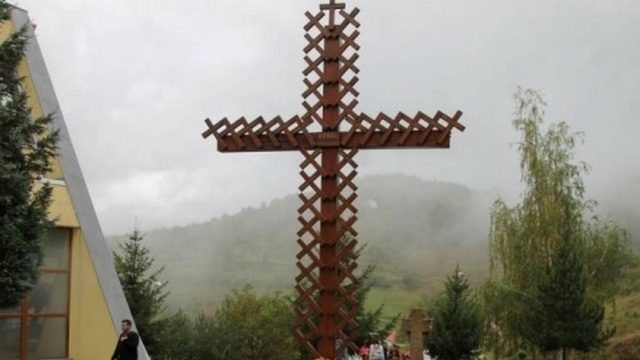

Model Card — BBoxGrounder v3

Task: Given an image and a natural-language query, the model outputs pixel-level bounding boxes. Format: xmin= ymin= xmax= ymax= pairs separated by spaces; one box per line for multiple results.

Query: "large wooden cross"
xmin=202 ymin=1 xmax=465 ymax=358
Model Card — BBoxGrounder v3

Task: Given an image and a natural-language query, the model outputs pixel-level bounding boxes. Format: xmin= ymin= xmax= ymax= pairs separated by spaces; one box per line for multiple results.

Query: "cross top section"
xmin=320 ymin=0 xmax=346 ymax=28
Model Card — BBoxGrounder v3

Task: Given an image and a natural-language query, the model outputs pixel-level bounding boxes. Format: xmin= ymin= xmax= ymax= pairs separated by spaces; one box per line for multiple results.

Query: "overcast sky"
xmin=14 ymin=0 xmax=640 ymax=235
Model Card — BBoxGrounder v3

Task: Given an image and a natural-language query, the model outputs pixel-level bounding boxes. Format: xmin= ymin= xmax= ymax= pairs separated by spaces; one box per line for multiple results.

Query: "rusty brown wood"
xmin=201 ymin=1 xmax=465 ymax=358
xmin=204 ymin=111 xmax=463 ymax=152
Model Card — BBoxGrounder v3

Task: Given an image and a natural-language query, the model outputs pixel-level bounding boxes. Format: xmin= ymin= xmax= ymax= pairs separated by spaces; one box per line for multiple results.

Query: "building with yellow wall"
xmin=0 ymin=7 xmax=149 ymax=360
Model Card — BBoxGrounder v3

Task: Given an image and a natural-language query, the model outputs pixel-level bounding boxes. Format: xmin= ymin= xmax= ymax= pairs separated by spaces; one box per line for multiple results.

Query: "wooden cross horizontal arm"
xmin=202 ymin=110 xmax=465 ymax=152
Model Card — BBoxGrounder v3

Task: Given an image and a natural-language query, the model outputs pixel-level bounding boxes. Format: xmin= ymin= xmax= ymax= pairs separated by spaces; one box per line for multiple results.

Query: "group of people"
xmin=114 ymin=318 xmax=421 ymax=360
xmin=331 ymin=339 xmax=412 ymax=360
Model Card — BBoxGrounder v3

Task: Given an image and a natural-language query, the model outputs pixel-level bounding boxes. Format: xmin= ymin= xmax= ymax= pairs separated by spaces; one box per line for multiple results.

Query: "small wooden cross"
xmin=401 ymin=308 xmax=432 ymax=360
xmin=320 ymin=0 xmax=345 ymax=28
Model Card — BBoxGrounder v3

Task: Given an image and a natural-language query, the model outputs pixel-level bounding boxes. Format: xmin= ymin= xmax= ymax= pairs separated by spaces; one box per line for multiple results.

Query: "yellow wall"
xmin=17 ymin=47 xmax=65 ymax=180
xmin=68 ymin=229 xmax=118 ymax=360
xmin=1 ymin=16 xmax=120 ymax=360
xmin=42 ymin=184 xmax=80 ymax=227
xmin=0 ymin=13 xmax=12 ymax=40
xmin=45 ymin=187 xmax=117 ymax=359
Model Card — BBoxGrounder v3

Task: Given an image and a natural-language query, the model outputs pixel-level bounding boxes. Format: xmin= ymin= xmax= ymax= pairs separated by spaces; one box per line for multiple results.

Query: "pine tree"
xmin=342 ymin=240 xmax=398 ymax=347
xmin=524 ymin=235 xmax=614 ymax=358
xmin=191 ymin=314 xmax=220 ymax=360
xmin=113 ymin=228 xmax=169 ymax=357
xmin=351 ymin=264 xmax=398 ymax=347
xmin=0 ymin=1 xmax=59 ymax=308
xmin=426 ymin=265 xmax=482 ymax=360
xmin=156 ymin=310 xmax=196 ymax=360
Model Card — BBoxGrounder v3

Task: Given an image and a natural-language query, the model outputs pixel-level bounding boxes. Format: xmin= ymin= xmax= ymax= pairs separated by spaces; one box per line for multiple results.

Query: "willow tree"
xmin=484 ymin=88 xmax=633 ymax=357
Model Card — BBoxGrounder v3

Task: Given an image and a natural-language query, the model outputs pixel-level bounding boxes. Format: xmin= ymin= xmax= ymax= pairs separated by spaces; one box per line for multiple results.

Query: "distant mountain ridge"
xmin=107 ymin=174 xmax=494 ymax=311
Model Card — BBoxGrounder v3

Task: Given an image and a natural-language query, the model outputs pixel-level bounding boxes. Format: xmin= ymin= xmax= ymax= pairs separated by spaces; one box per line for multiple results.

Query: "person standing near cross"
xmin=111 ymin=319 xmax=139 ymax=360
xmin=369 ymin=339 xmax=386 ymax=360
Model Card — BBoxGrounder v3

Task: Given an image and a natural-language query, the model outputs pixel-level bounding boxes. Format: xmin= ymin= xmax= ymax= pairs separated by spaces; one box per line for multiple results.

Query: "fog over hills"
xmin=108 ymin=174 xmax=494 ymax=311
xmin=108 ymin=173 xmax=639 ymax=313
xmin=594 ymin=176 xmax=640 ymax=250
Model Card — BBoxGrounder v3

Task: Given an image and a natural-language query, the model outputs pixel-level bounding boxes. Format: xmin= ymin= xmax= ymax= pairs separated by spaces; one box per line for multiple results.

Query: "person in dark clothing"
xmin=111 ymin=319 xmax=139 ymax=360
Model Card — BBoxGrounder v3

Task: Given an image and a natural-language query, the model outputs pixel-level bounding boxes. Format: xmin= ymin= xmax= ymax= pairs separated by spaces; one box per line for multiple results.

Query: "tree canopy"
xmin=426 ymin=265 xmax=482 ymax=360
xmin=212 ymin=286 xmax=299 ymax=360
xmin=345 ymin=242 xmax=398 ymax=347
xmin=113 ymin=228 xmax=169 ymax=357
xmin=485 ymin=88 xmax=634 ymax=356
xmin=524 ymin=237 xmax=614 ymax=357
xmin=0 ymin=0 xmax=59 ymax=308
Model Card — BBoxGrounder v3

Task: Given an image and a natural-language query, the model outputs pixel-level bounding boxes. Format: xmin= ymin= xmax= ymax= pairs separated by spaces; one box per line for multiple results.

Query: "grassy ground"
xmin=611 ymin=293 xmax=640 ymax=337
xmin=608 ymin=268 xmax=640 ymax=359
xmin=363 ymin=271 xmax=640 ymax=359
xmin=365 ymin=287 xmax=425 ymax=322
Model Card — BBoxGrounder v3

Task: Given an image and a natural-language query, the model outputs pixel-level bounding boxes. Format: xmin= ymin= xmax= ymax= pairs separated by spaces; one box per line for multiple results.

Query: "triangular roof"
xmin=10 ymin=8 xmax=149 ymax=359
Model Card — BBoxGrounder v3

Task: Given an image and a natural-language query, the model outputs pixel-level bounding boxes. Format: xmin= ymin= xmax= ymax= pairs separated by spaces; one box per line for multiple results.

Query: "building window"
xmin=0 ymin=228 xmax=71 ymax=360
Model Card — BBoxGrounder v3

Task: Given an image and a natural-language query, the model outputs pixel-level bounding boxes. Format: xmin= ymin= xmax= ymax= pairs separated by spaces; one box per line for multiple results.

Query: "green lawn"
xmin=365 ymin=287 xmax=424 ymax=322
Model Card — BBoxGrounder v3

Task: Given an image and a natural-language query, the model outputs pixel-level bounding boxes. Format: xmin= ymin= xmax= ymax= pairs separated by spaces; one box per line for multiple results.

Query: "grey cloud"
xmin=16 ymin=0 xmax=640 ymax=234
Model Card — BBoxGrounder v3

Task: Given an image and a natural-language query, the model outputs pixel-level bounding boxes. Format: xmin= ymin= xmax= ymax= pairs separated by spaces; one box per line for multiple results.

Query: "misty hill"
xmin=108 ymin=174 xmax=495 ymax=312
xmin=597 ymin=176 xmax=640 ymax=251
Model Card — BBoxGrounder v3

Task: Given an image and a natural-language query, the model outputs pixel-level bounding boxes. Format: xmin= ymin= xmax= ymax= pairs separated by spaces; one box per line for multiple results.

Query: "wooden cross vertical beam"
xmin=317 ymin=15 xmax=341 ymax=355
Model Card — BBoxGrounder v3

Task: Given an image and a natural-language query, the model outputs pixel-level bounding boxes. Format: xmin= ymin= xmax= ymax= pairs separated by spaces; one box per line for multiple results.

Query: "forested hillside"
xmin=108 ymin=174 xmax=639 ymax=319
xmin=108 ymin=174 xmax=494 ymax=313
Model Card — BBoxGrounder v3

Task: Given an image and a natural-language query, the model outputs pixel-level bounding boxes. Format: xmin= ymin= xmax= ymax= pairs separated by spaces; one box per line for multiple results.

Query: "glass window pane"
xmin=0 ymin=303 xmax=21 ymax=315
xmin=29 ymin=274 xmax=68 ymax=314
xmin=0 ymin=318 xmax=21 ymax=359
xmin=27 ymin=317 xmax=66 ymax=359
xmin=42 ymin=228 xmax=70 ymax=270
